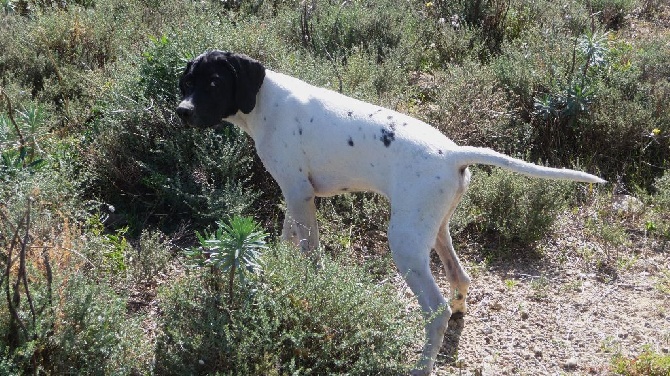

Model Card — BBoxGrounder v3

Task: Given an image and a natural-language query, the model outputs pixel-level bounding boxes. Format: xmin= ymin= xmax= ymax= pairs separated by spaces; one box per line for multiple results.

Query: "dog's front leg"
xmin=281 ymin=189 xmax=319 ymax=255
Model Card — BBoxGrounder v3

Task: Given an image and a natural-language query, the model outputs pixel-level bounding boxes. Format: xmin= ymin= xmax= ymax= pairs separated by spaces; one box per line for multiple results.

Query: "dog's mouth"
xmin=175 ymin=106 xmax=226 ymax=130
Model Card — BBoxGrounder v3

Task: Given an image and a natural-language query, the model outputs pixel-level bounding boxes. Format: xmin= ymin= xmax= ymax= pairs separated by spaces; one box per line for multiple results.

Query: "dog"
xmin=176 ymin=50 xmax=605 ymax=375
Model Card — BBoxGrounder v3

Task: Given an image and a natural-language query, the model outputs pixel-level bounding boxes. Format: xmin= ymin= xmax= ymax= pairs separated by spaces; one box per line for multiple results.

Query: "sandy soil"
xmin=419 ymin=202 xmax=670 ymax=375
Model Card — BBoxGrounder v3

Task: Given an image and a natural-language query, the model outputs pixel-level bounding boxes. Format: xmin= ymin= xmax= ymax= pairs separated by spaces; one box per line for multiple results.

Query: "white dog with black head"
xmin=176 ymin=50 xmax=605 ymax=375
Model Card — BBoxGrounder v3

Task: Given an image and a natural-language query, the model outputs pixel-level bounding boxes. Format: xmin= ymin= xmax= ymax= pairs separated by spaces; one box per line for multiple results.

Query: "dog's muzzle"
xmin=176 ymin=101 xmax=195 ymax=126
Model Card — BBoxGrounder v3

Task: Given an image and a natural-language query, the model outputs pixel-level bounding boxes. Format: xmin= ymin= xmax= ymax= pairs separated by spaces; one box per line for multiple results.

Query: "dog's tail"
xmin=452 ymin=146 xmax=606 ymax=184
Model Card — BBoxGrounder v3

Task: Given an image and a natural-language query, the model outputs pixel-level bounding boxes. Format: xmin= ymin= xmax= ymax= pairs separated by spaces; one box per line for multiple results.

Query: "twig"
xmin=4 ymin=210 xmax=29 ymax=342
xmin=0 ymin=87 xmax=26 ymax=155
xmin=18 ymin=197 xmax=37 ymax=333
xmin=42 ymin=246 xmax=53 ymax=309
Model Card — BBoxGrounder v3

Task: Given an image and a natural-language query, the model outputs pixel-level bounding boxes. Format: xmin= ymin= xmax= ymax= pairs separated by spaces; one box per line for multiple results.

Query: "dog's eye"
xmin=210 ymin=80 xmax=216 ymax=87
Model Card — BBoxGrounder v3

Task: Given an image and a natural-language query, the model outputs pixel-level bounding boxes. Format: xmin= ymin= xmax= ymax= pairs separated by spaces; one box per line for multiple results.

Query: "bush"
xmin=156 ymin=243 xmax=422 ymax=375
xmin=612 ymin=347 xmax=670 ymax=376
xmin=84 ymin=33 xmax=259 ymax=233
xmin=289 ymin=0 xmax=417 ymax=63
xmin=452 ymin=166 xmax=577 ymax=254
xmin=0 ymin=228 xmax=152 ymax=375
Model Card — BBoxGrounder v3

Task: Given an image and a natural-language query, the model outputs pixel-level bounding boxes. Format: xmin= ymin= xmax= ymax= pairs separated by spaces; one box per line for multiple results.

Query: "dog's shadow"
xmin=438 ymin=317 xmax=465 ymax=364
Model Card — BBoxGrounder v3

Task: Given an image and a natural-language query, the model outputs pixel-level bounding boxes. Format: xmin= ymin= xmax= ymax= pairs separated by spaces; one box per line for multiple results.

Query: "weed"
xmin=186 ymin=216 xmax=268 ymax=305
xmin=656 ymin=269 xmax=670 ymax=295
xmin=504 ymin=278 xmax=519 ymax=290
xmin=612 ymin=346 xmax=670 ymax=376
xmin=529 ymin=275 xmax=550 ymax=301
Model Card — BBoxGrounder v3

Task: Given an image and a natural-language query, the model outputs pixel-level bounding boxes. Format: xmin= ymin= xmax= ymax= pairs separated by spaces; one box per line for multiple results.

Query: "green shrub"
xmin=40 ymin=274 xmax=152 ymax=375
xmin=612 ymin=347 xmax=670 ymax=376
xmin=316 ymin=192 xmax=390 ymax=259
xmin=289 ymin=0 xmax=416 ymax=63
xmin=156 ymin=243 xmax=421 ymax=375
xmin=586 ymin=0 xmax=635 ymax=30
xmin=0 ymin=239 xmax=151 ymax=375
xmin=452 ymin=166 xmax=577 ymax=254
xmin=492 ymin=27 xmax=670 ymax=189
xmin=84 ymin=34 xmax=259 ymax=233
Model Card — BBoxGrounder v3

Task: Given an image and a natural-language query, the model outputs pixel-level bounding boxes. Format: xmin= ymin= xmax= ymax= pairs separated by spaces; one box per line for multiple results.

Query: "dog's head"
xmin=176 ymin=50 xmax=265 ymax=128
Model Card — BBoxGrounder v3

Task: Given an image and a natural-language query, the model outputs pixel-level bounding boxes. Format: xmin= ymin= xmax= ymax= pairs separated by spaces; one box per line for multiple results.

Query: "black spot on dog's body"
xmin=402 ymin=122 xmax=407 ymax=127
xmin=347 ymin=137 xmax=354 ymax=147
xmin=310 ymin=117 xmax=314 ymax=123
xmin=438 ymin=149 xmax=443 ymax=155
xmin=347 ymin=111 xmax=353 ymax=117
xmin=380 ymin=128 xmax=395 ymax=147
xmin=368 ymin=109 xmax=382 ymax=117
xmin=299 ymin=128 xmax=303 ymax=135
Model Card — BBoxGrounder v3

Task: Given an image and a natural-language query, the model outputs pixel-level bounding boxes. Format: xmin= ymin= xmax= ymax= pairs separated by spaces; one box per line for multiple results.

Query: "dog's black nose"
xmin=176 ymin=103 xmax=193 ymax=120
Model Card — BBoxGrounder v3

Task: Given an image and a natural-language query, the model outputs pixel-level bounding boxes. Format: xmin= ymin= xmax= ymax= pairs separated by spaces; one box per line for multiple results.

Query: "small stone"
xmin=563 ymin=357 xmax=578 ymax=370
xmin=482 ymin=327 xmax=493 ymax=335
xmin=490 ymin=301 xmax=503 ymax=311
xmin=661 ymin=347 xmax=669 ymax=354
xmin=533 ymin=347 xmax=543 ymax=358
xmin=520 ymin=311 xmax=529 ymax=320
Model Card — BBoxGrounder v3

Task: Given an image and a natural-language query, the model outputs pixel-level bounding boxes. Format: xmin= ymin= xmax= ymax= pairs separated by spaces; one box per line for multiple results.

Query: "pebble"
xmin=563 ymin=357 xmax=578 ymax=370
xmin=520 ymin=311 xmax=529 ymax=320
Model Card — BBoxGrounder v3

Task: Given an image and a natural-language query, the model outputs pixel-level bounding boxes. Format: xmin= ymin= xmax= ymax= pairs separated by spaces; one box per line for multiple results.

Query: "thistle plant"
xmin=187 ymin=216 xmax=268 ymax=305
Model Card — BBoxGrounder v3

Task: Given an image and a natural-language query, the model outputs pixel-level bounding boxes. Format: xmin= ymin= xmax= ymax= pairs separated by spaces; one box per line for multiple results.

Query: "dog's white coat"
xmin=224 ymin=70 xmax=604 ymax=374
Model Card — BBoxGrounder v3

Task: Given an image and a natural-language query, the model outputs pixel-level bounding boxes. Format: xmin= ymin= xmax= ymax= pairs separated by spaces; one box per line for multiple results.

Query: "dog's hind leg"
xmin=388 ymin=208 xmax=449 ymax=375
xmin=433 ymin=166 xmax=471 ymax=318
xmin=434 ymin=220 xmax=470 ymax=318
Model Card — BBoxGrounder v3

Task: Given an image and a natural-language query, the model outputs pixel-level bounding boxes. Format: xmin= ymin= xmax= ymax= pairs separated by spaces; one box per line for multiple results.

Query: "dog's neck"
xmin=223 ymin=111 xmax=254 ymax=136
xmin=221 ymin=69 xmax=280 ymax=140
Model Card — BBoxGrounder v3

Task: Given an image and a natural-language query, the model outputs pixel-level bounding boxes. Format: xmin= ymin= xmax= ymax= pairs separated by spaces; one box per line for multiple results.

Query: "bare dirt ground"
xmin=409 ymin=201 xmax=670 ymax=376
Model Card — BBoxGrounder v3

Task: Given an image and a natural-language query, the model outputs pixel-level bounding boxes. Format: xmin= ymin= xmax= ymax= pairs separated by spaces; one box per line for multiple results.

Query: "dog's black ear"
xmin=183 ymin=59 xmax=193 ymax=74
xmin=178 ymin=59 xmax=194 ymax=93
xmin=224 ymin=52 xmax=266 ymax=114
